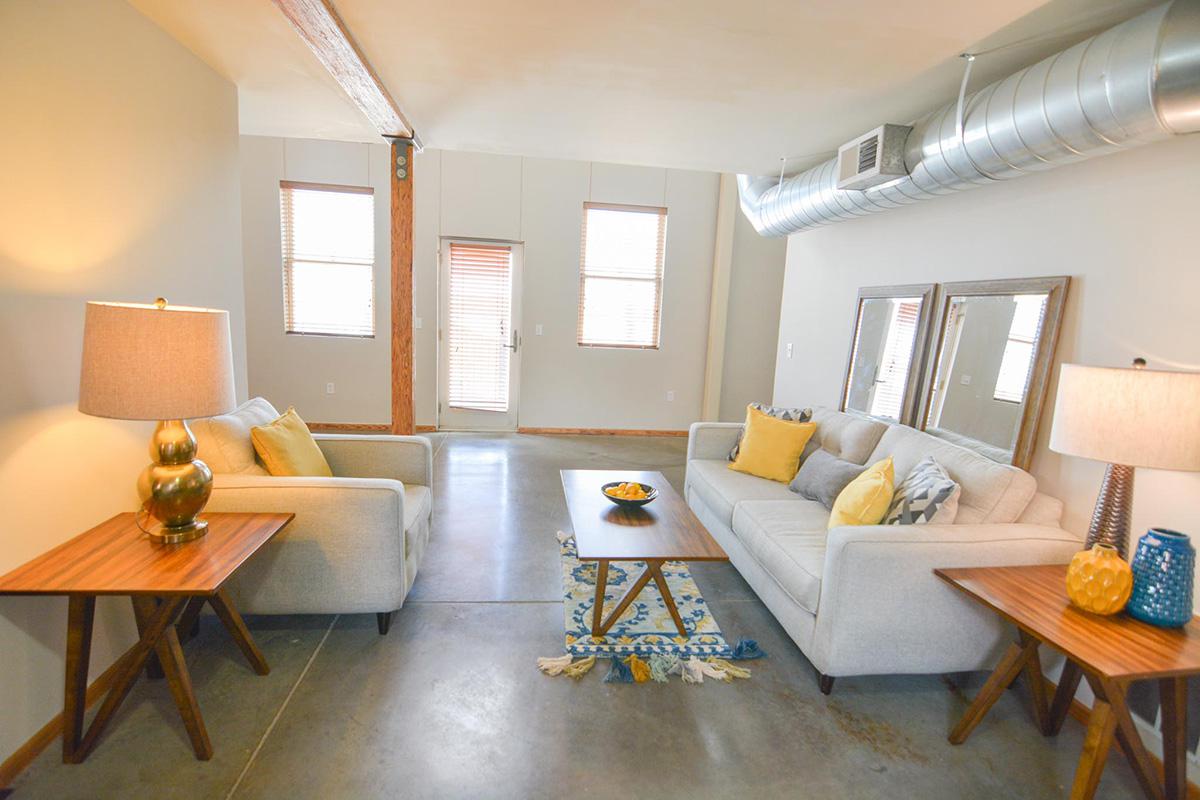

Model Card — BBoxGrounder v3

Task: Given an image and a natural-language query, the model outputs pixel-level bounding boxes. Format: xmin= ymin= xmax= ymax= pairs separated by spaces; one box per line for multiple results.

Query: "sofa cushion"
xmin=732 ymin=500 xmax=829 ymax=615
xmin=685 ymin=459 xmax=798 ymax=527
xmin=868 ymin=425 xmax=1036 ymax=524
xmin=805 ymin=407 xmax=889 ymax=465
xmin=192 ymin=397 xmax=280 ymax=475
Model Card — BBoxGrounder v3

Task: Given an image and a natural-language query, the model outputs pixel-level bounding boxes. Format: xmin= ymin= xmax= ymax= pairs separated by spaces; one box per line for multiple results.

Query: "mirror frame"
xmin=840 ymin=283 xmax=936 ymax=426
xmin=917 ymin=276 xmax=1071 ymax=470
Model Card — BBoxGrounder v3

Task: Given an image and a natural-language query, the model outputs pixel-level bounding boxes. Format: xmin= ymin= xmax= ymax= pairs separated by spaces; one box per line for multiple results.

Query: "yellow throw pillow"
xmin=250 ymin=407 xmax=333 ymax=477
xmin=728 ymin=406 xmax=817 ymax=483
xmin=828 ymin=457 xmax=895 ymax=529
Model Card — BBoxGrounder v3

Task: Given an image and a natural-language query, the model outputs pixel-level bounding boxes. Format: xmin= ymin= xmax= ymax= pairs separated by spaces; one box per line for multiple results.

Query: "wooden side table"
xmin=936 ymin=564 xmax=1200 ymax=800
xmin=0 ymin=511 xmax=293 ymax=763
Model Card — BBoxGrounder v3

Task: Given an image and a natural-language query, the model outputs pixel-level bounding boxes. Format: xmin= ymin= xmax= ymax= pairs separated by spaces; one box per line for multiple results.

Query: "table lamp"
xmin=1049 ymin=359 xmax=1200 ymax=559
xmin=78 ymin=299 xmax=236 ymax=543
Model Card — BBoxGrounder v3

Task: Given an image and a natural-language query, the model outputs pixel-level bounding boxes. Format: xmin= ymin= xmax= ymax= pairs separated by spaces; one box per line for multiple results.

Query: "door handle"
xmin=505 ymin=329 xmax=519 ymax=352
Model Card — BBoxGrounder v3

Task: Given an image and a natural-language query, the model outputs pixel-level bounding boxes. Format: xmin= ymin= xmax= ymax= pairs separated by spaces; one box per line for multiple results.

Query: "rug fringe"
xmin=556 ymin=529 xmax=574 ymax=543
xmin=536 ymin=654 xmax=574 ymax=676
xmin=623 ymin=654 xmax=651 ymax=683
xmin=707 ymin=658 xmax=751 ymax=679
xmin=604 ymin=655 xmax=634 ymax=683
xmin=563 ymin=655 xmax=596 ymax=680
xmin=731 ymin=638 xmax=767 ymax=660
xmin=648 ymin=653 xmax=676 ymax=683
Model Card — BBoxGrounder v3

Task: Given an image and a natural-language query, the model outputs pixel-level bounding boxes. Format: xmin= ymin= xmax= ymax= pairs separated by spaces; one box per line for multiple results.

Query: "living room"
xmin=1 ymin=1 xmax=1199 ymax=798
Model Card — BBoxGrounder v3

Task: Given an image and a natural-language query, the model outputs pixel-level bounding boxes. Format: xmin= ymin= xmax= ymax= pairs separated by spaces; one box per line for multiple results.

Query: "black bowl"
xmin=601 ymin=481 xmax=658 ymax=508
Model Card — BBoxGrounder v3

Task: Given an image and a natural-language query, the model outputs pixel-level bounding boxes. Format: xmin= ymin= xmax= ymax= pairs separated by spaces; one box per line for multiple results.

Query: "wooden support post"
xmin=390 ymin=139 xmax=415 ymax=435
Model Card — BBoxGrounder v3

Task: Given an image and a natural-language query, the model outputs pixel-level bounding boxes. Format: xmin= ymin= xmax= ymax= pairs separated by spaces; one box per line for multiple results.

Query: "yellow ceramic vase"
xmin=1066 ymin=543 xmax=1133 ymax=615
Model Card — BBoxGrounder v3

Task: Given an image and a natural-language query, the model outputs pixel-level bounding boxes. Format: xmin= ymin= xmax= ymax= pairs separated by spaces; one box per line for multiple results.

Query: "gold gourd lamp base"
xmin=136 ymin=418 xmax=213 ymax=544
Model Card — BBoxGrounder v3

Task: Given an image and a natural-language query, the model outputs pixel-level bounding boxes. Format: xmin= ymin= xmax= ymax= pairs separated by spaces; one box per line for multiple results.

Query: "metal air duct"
xmin=738 ymin=0 xmax=1200 ymax=237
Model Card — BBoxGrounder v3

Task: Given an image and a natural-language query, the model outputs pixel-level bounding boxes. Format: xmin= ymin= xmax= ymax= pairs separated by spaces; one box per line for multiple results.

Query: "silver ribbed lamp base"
xmin=1084 ymin=463 xmax=1134 ymax=560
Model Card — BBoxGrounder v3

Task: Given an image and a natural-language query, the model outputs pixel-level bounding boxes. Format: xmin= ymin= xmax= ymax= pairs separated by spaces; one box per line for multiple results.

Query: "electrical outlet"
xmin=326 ymin=382 xmax=335 ymax=395
xmin=666 ymin=390 xmax=675 ymax=402
xmin=960 ymin=375 xmax=972 ymax=386
xmin=414 ymin=316 xmax=423 ymax=329
xmin=786 ymin=343 xmax=794 ymax=359
xmin=535 ymin=324 xmax=544 ymax=336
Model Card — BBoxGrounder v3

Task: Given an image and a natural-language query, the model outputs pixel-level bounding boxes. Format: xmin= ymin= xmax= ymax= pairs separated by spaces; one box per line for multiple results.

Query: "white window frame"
xmin=279 ymin=180 xmax=376 ymax=339
xmin=577 ymin=202 xmax=667 ymax=350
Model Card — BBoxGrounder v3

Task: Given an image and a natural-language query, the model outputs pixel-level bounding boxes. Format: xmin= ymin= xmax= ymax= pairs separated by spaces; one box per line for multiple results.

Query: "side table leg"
xmin=1019 ymin=631 xmax=1052 ymax=735
xmin=1071 ymin=696 xmax=1118 ymax=800
xmin=133 ymin=597 xmax=213 ymax=760
xmin=1049 ymin=660 xmax=1084 ymax=736
xmin=210 ymin=588 xmax=270 ymax=675
xmin=62 ymin=595 xmax=95 ymax=763
xmin=590 ymin=560 xmax=609 ymax=637
xmin=1160 ymin=677 xmax=1188 ymax=800
xmin=130 ymin=597 xmax=165 ymax=680
xmin=949 ymin=638 xmax=1039 ymax=745
xmin=1087 ymin=674 xmax=1164 ymax=800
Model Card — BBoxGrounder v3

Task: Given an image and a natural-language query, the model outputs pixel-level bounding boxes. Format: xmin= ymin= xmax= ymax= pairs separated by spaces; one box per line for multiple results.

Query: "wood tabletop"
xmin=561 ymin=469 xmax=727 ymax=562
xmin=0 ymin=512 xmax=294 ymax=596
xmin=936 ymin=564 xmax=1200 ymax=680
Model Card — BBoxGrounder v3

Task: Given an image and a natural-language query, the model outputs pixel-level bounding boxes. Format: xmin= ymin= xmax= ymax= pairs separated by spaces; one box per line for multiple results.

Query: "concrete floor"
xmin=12 ymin=433 xmax=1146 ymax=799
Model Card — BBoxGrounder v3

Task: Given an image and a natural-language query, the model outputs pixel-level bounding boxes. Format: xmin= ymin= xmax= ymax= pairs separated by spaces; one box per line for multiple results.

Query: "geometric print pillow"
xmin=728 ymin=402 xmax=814 ymax=461
xmin=884 ymin=456 xmax=961 ymax=525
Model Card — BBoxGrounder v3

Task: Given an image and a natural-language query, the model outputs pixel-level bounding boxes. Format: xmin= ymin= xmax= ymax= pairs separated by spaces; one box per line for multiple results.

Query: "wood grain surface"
xmin=936 ymin=565 xmax=1200 ymax=680
xmin=0 ymin=512 xmax=293 ymax=596
xmin=561 ymin=470 xmax=727 ymax=562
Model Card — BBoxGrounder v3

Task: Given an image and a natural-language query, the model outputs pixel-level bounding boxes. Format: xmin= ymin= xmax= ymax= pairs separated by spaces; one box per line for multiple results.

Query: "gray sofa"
xmin=685 ymin=407 xmax=1081 ymax=693
xmin=192 ymin=398 xmax=433 ymax=634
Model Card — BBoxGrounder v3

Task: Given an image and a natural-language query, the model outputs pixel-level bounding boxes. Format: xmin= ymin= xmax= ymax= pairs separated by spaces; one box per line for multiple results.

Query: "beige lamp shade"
xmin=78 ymin=300 xmax=236 ymax=421
xmin=1049 ymin=362 xmax=1200 ymax=471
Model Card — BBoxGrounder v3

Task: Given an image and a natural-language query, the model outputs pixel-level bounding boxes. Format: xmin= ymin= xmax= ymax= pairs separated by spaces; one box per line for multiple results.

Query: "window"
xmin=993 ymin=294 xmax=1047 ymax=403
xmin=280 ymin=181 xmax=375 ymax=337
xmin=867 ymin=299 xmax=921 ymax=420
xmin=577 ymin=203 xmax=667 ymax=348
xmin=446 ymin=242 xmax=514 ymax=412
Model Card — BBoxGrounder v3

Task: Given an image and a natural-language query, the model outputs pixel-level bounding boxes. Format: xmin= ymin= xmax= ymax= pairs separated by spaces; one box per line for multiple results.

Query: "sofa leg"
xmin=818 ymin=673 xmax=835 ymax=695
xmin=376 ymin=611 xmax=395 ymax=636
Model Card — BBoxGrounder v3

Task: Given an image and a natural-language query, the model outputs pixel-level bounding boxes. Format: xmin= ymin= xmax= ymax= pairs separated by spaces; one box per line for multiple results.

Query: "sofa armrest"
xmin=686 ymin=422 xmax=742 ymax=461
xmin=313 ymin=434 xmax=432 ymax=487
xmin=206 ymin=475 xmax=408 ymax=615
xmin=811 ymin=523 xmax=1083 ymax=676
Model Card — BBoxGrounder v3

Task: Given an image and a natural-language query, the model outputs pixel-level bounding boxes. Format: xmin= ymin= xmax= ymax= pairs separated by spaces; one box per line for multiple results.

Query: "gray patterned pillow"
xmin=728 ymin=403 xmax=814 ymax=461
xmin=885 ymin=456 xmax=961 ymax=525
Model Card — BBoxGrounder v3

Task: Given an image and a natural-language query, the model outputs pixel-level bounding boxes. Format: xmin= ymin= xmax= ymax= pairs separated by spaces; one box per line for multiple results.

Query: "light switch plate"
xmin=326 ymin=382 xmax=335 ymax=395
xmin=414 ymin=317 xmax=423 ymax=329
xmin=535 ymin=324 xmax=544 ymax=336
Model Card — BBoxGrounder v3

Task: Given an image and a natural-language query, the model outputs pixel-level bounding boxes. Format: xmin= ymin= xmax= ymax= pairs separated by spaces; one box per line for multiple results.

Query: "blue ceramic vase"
xmin=1128 ymin=528 xmax=1195 ymax=628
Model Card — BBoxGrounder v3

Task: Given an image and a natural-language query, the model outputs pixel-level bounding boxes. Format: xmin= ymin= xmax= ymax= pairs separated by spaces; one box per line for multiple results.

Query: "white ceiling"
xmin=130 ymin=0 xmax=1160 ymax=175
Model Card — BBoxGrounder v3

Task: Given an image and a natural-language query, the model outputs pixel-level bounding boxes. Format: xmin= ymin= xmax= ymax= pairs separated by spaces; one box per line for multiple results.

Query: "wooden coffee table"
xmin=0 ymin=511 xmax=293 ymax=764
xmin=560 ymin=469 xmax=727 ymax=637
xmin=937 ymin=564 xmax=1200 ymax=800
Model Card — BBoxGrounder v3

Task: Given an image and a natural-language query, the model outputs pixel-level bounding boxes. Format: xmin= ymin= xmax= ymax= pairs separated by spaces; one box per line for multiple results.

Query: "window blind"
xmin=577 ymin=203 xmax=667 ymax=348
xmin=280 ymin=181 xmax=375 ymax=337
xmin=868 ymin=299 xmax=921 ymax=420
xmin=993 ymin=294 xmax=1048 ymax=403
xmin=447 ymin=242 xmax=514 ymax=412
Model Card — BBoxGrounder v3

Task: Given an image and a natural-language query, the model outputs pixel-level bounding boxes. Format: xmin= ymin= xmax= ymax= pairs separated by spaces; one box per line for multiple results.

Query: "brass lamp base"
xmin=136 ymin=419 xmax=213 ymax=544
xmin=1084 ymin=463 xmax=1135 ymax=560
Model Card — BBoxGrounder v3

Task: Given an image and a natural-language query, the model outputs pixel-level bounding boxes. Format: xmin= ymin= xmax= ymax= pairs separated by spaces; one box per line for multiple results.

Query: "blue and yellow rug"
xmin=557 ymin=531 xmax=732 ymax=658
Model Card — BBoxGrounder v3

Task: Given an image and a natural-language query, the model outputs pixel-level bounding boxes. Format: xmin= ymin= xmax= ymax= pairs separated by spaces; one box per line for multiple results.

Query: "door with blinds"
xmin=438 ymin=240 xmax=522 ymax=431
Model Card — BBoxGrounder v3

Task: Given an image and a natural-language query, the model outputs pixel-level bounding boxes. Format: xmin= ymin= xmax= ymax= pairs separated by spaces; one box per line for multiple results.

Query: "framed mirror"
xmin=841 ymin=284 xmax=936 ymax=425
xmin=919 ymin=277 xmax=1070 ymax=470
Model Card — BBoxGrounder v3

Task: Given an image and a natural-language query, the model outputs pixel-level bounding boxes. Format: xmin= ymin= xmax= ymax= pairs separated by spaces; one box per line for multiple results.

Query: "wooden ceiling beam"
xmin=272 ymin=0 xmax=419 ymax=145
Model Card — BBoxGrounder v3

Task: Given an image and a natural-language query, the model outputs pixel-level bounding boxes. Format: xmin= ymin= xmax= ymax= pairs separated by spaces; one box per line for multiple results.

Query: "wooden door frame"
xmin=389 ymin=138 xmax=415 ymax=435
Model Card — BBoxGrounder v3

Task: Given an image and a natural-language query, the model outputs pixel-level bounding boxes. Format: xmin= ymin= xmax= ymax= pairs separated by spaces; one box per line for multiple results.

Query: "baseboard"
xmin=516 ymin=427 xmax=688 ymax=437
xmin=415 ymin=425 xmax=437 ymax=433
xmin=0 ymin=657 xmax=123 ymax=789
xmin=1041 ymin=676 xmax=1200 ymax=798
xmin=307 ymin=422 xmax=391 ymax=433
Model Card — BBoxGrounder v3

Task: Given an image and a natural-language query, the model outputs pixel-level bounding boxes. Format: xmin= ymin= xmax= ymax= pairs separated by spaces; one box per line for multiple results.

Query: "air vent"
xmin=837 ymin=123 xmax=911 ymax=191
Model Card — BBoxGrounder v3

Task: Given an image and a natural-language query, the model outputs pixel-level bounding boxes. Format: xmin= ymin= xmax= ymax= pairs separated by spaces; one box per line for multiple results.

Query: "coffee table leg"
xmin=648 ymin=560 xmax=687 ymax=637
xmin=591 ymin=560 xmax=609 ymax=637
xmin=595 ymin=566 xmax=654 ymax=637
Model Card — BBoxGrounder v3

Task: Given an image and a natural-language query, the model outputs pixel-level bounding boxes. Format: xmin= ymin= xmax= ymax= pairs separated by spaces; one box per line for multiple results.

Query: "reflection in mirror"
xmin=842 ymin=285 xmax=934 ymax=424
xmin=921 ymin=277 xmax=1069 ymax=469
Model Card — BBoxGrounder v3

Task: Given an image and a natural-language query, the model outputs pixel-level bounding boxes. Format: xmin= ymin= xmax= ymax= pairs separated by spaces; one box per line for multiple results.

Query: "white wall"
xmin=242 ymin=143 xmax=784 ymax=431
xmin=774 ymin=134 xmax=1200 ymax=543
xmin=240 ymin=136 xmax=392 ymax=424
xmin=718 ymin=208 xmax=787 ymax=421
xmin=0 ymin=0 xmax=245 ymax=767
